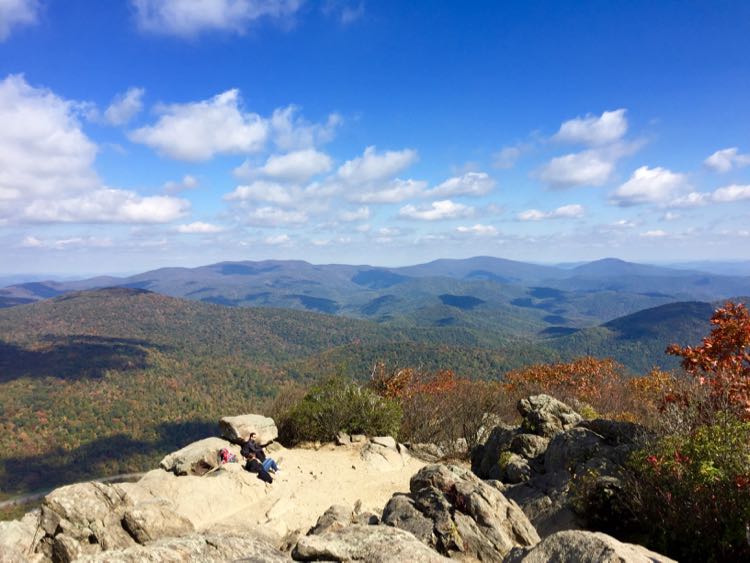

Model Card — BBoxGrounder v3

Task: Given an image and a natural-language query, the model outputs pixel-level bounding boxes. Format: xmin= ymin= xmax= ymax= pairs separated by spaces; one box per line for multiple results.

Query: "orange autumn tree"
xmin=503 ymin=356 xmax=627 ymax=416
xmin=667 ymin=301 xmax=750 ymax=418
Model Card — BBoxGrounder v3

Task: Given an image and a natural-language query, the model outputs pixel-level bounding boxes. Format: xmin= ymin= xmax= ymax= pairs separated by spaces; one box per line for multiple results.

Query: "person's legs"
xmin=262 ymin=458 xmax=279 ymax=472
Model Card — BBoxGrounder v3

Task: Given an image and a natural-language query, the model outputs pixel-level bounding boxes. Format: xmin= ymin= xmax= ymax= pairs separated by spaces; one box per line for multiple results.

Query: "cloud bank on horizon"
xmin=0 ymin=0 xmax=749 ymax=273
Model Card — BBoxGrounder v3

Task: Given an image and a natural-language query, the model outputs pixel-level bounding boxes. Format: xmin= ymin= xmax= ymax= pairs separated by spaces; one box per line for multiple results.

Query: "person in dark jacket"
xmin=244 ymin=452 xmax=273 ymax=483
xmin=241 ymin=432 xmax=280 ymax=474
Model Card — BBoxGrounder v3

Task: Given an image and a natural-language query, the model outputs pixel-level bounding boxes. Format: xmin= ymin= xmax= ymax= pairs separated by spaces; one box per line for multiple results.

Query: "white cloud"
xmin=130 ymin=89 xmax=268 ymax=161
xmin=0 ymin=75 xmax=191 ymax=226
xmin=176 ymin=221 xmax=224 ymax=233
xmin=255 ymin=149 xmax=333 ymax=182
xmin=428 ymin=172 xmax=495 ymax=198
xmin=0 ymin=74 xmax=99 ymax=209
xmin=132 ymin=0 xmax=302 ymax=37
xmin=163 ymin=174 xmax=198 ymax=193
xmin=339 ymin=206 xmax=370 ymax=222
xmin=670 ymin=191 xmax=709 ymax=208
xmin=456 ymin=224 xmax=498 ymax=236
xmin=493 ymin=145 xmax=523 ymax=169
xmin=270 ymin=105 xmax=341 ymax=151
xmin=22 ymin=189 xmax=190 ymax=223
xmin=337 ymin=146 xmax=418 ymax=185
xmin=104 ymin=87 xmax=145 ymax=125
xmin=352 ymin=178 xmax=427 ymax=203
xmin=242 ymin=206 xmax=307 ymax=226
xmin=611 ymin=166 xmax=687 ymax=206
xmin=704 ymin=147 xmax=750 ymax=173
xmin=264 ymin=233 xmax=291 ymax=245
xmin=537 ymin=149 xmax=615 ymax=187
xmin=712 ymin=184 xmax=750 ymax=203
xmin=0 ymin=0 xmax=39 ymax=41
xmin=641 ymin=229 xmax=668 ymax=238
xmin=399 ymin=199 xmax=473 ymax=221
xmin=554 ymin=109 xmax=627 ymax=146
xmin=224 ymin=180 xmax=296 ymax=205
xmin=323 ymin=0 xmax=364 ymax=24
xmin=21 ymin=235 xmax=113 ymax=250
xmin=517 ymin=204 xmax=585 ymax=221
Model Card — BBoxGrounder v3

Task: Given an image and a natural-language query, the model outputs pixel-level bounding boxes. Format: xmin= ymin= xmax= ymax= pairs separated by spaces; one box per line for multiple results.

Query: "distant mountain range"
xmin=2 ymin=257 xmax=748 ymax=342
xmin=0 ymin=280 xmax=738 ymax=496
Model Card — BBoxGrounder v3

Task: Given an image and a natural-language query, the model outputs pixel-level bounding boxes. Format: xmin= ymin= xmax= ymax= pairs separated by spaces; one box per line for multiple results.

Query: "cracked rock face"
xmin=293 ymin=524 xmax=450 ymax=562
xmin=382 ymin=464 xmax=539 ymax=561
xmin=504 ymin=530 xmax=677 ymax=563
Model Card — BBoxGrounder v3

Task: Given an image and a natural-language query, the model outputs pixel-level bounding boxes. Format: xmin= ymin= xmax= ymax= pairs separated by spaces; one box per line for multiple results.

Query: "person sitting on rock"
xmin=241 ymin=432 xmax=280 ymax=474
xmin=244 ymin=451 xmax=274 ymax=483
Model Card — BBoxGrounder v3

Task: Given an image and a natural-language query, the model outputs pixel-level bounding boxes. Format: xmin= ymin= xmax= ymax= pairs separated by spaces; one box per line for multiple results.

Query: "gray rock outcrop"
xmin=293 ymin=525 xmax=450 ymax=562
xmin=159 ymin=436 xmax=240 ymax=476
xmin=219 ymin=414 xmax=278 ymax=445
xmin=504 ymin=530 xmax=676 ymax=563
xmin=382 ymin=464 xmax=539 ymax=561
xmin=360 ymin=436 xmax=410 ymax=471
xmin=472 ymin=395 xmax=646 ymax=538
xmin=76 ymin=532 xmax=288 ymax=562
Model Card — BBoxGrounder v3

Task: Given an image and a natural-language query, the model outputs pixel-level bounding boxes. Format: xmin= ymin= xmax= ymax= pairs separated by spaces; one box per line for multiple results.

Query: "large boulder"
xmin=219 ymin=414 xmax=278 ymax=445
xmin=383 ymin=464 xmax=539 ymax=561
xmin=360 ymin=437 xmax=410 ymax=471
xmin=37 ymin=482 xmax=136 ymax=562
xmin=471 ymin=424 xmax=519 ymax=479
xmin=75 ymin=532 xmax=288 ymax=562
xmin=121 ymin=500 xmax=194 ymax=544
xmin=159 ymin=437 xmax=240 ymax=476
xmin=517 ymin=395 xmax=582 ymax=438
xmin=504 ymin=530 xmax=676 ymax=563
xmin=0 ymin=510 xmax=44 ymax=563
xmin=293 ymin=525 xmax=450 ymax=562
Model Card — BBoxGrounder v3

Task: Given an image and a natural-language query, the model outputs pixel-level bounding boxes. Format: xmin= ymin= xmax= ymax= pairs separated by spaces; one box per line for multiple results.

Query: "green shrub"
xmin=277 ymin=377 xmax=402 ymax=444
xmin=624 ymin=413 xmax=750 ymax=562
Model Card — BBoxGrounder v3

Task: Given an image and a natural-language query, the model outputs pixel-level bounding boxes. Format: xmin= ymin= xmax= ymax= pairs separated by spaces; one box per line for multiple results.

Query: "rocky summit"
xmin=0 ymin=403 xmax=674 ymax=562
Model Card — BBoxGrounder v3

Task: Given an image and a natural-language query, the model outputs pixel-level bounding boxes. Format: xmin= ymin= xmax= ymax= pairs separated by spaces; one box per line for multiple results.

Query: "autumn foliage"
xmin=667 ymin=301 xmax=750 ymax=418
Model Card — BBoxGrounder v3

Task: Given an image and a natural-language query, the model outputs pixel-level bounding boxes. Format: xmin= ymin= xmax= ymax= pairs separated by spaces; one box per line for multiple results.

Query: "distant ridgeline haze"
xmin=0 ymin=256 xmax=747 ymax=498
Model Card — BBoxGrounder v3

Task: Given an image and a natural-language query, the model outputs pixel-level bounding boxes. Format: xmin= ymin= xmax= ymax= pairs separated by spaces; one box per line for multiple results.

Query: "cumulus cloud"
xmin=537 ymin=149 xmax=615 ymax=188
xmin=337 ymin=146 xmax=418 ymax=186
xmin=0 ymin=74 xmax=99 ymax=204
xmin=0 ymin=0 xmax=39 ymax=41
xmin=611 ymin=166 xmax=688 ymax=207
xmin=399 ymin=200 xmax=473 ymax=221
xmin=22 ymin=189 xmax=189 ymax=223
xmin=130 ymin=89 xmax=268 ymax=161
xmin=224 ymin=180 xmax=296 ymax=205
xmin=553 ymin=109 xmax=627 ymax=146
xmin=104 ymin=87 xmax=145 ymax=125
xmin=264 ymin=233 xmax=291 ymax=245
xmin=427 ymin=172 xmax=495 ymax=198
xmin=492 ymin=145 xmax=525 ymax=169
xmin=456 ymin=224 xmax=498 ymax=236
xmin=0 ymin=75 xmax=190 ymax=225
xmin=271 ymin=105 xmax=342 ymax=151
xmin=517 ymin=204 xmax=585 ymax=221
xmin=339 ymin=206 xmax=370 ymax=221
xmin=704 ymin=147 xmax=750 ymax=173
xmin=176 ymin=221 xmax=224 ymax=233
xmin=21 ymin=235 xmax=113 ymax=249
xmin=251 ymin=149 xmax=333 ymax=182
xmin=640 ymin=229 xmax=668 ymax=238
xmin=241 ymin=205 xmax=307 ymax=226
xmin=711 ymin=184 xmax=750 ymax=203
xmin=132 ymin=0 xmax=302 ymax=37
xmin=352 ymin=178 xmax=426 ymax=203
xmin=163 ymin=174 xmax=199 ymax=194
xmin=323 ymin=0 xmax=364 ymax=24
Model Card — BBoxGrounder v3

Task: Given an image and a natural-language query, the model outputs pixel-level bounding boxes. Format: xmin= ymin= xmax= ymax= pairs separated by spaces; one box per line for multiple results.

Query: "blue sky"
xmin=1 ymin=0 xmax=749 ymax=275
